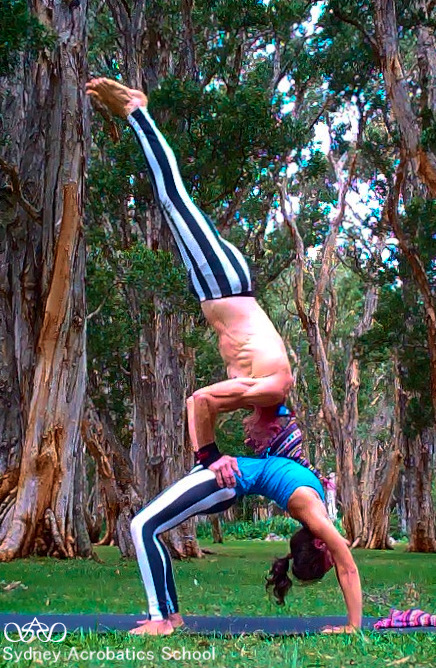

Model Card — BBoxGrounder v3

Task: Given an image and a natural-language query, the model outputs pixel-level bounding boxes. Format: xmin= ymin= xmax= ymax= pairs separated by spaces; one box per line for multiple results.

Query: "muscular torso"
xmin=201 ymin=296 xmax=291 ymax=379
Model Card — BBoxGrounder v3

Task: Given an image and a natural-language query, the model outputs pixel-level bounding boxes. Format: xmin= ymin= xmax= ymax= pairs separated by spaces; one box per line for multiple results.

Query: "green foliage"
xmin=196 ymin=515 xmax=300 ymax=540
xmin=422 ymin=125 xmax=436 ymax=153
xmin=84 ymin=0 xmax=435 ymax=486
xmin=122 ymin=242 xmax=194 ymax=312
xmin=149 ymin=74 xmax=307 ymax=216
xmin=359 ymin=280 xmax=433 ymax=435
xmin=0 ymin=0 xmax=54 ymax=77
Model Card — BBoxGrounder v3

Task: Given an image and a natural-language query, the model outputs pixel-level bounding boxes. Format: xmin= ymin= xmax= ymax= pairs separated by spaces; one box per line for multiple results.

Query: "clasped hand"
xmin=208 ymin=455 xmax=241 ymax=488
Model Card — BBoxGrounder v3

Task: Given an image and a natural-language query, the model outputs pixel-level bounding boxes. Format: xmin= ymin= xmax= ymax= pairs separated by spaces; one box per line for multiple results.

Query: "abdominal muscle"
xmin=201 ymin=296 xmax=291 ymax=379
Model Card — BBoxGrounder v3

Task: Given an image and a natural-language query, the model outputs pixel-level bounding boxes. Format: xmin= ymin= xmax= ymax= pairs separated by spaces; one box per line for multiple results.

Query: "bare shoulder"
xmin=288 ymin=486 xmax=327 ymax=517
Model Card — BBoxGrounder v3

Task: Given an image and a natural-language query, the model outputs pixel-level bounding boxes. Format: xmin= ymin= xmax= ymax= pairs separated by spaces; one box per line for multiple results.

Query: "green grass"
xmin=0 ymin=541 xmax=435 ymax=667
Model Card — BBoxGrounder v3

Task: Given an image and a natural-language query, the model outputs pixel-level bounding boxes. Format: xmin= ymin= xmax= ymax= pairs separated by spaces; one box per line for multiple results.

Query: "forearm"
xmin=335 ymin=565 xmax=362 ymax=628
xmin=187 ymin=394 xmax=217 ymax=450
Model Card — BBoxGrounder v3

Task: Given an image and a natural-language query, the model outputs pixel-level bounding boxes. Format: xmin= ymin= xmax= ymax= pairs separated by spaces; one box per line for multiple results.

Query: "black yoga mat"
xmin=0 ymin=614 xmax=435 ymax=635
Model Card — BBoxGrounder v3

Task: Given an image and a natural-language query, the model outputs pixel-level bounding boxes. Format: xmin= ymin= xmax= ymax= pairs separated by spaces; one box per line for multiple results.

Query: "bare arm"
xmin=187 ymin=375 xmax=286 ymax=488
xmin=188 ymin=376 xmax=286 ymax=447
xmin=290 ymin=490 xmax=362 ymax=630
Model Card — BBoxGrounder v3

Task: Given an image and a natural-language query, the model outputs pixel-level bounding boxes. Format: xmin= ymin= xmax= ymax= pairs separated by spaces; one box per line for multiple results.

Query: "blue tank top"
xmin=234 ymin=456 xmax=325 ymax=511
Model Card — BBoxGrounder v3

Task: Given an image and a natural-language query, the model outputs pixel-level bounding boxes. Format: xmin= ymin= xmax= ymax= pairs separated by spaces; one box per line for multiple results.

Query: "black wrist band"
xmin=195 ymin=441 xmax=222 ymax=468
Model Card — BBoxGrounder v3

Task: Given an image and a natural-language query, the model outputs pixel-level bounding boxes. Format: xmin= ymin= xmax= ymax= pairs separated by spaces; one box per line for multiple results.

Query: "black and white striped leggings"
xmin=130 ymin=466 xmax=236 ymax=620
xmin=127 ymin=107 xmax=252 ymax=302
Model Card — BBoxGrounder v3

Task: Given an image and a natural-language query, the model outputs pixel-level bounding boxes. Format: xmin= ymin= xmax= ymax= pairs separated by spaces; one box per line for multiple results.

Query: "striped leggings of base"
xmin=130 ymin=465 xmax=236 ymax=621
xmin=127 ymin=107 xmax=252 ymax=302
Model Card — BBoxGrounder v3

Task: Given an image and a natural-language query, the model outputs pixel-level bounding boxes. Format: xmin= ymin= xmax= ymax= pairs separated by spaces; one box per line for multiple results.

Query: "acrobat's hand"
xmin=208 ymin=455 xmax=241 ymax=489
xmin=321 ymin=625 xmax=358 ymax=635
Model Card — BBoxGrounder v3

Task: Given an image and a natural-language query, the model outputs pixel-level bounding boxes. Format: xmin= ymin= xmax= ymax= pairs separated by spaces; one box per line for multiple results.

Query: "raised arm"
xmin=290 ymin=490 xmax=362 ymax=632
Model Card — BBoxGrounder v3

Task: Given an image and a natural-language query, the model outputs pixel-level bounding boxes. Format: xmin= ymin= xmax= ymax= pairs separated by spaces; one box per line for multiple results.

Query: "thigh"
xmin=143 ymin=468 xmax=237 ymax=534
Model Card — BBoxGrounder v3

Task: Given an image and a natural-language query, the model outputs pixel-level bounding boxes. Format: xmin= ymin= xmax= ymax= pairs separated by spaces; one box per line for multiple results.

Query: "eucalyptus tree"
xmin=321 ymin=0 xmax=436 ymax=551
xmin=0 ymin=0 xmax=90 ymax=560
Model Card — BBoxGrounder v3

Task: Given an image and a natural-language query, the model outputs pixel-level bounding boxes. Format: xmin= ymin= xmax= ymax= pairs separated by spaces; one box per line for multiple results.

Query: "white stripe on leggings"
xmin=220 ymin=236 xmax=252 ymax=290
xmin=162 ymin=210 xmax=205 ymax=301
xmin=127 ymin=112 xmax=220 ymax=298
xmin=130 ymin=468 xmax=236 ymax=620
xmin=128 ymin=109 xmax=243 ymax=298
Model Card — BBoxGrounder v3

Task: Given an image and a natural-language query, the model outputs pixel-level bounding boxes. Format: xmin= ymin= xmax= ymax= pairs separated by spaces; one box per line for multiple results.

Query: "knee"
xmin=130 ymin=510 xmax=153 ymax=543
xmin=130 ymin=513 xmax=142 ymax=541
xmin=191 ymin=388 xmax=207 ymax=400
xmin=191 ymin=389 xmax=213 ymax=411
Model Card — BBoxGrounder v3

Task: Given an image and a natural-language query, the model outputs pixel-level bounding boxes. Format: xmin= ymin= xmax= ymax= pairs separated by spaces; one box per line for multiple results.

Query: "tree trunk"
xmin=405 ymin=428 xmax=436 ymax=552
xmin=0 ymin=0 xmax=89 ymax=560
xmin=73 ymin=442 xmax=93 ymax=558
xmin=81 ymin=397 xmax=140 ymax=556
xmin=127 ymin=211 xmax=202 ymax=559
xmin=85 ymin=475 xmax=104 ymax=545
xmin=0 ymin=185 xmax=88 ymax=561
xmin=373 ymin=0 xmax=436 ymax=194
xmin=307 ymin=318 xmax=363 ymax=542
xmin=361 ymin=449 xmax=402 ymax=549
xmin=0 ymin=234 xmax=22 ymax=485
xmin=395 ymin=348 xmax=436 ymax=552
xmin=397 ymin=471 xmax=409 ymax=536
xmin=98 ymin=0 xmax=203 ymax=560
xmin=209 ymin=515 xmax=223 ymax=543
xmin=280 ymin=136 xmax=365 ymax=543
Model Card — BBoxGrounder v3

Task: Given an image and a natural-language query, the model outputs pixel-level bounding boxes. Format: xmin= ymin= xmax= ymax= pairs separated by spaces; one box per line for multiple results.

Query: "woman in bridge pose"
xmin=128 ymin=454 xmax=361 ymax=636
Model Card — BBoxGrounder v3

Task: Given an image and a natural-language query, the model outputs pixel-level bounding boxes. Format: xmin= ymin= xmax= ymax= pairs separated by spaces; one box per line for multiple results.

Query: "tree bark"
xmin=0 ymin=0 xmax=89 ymax=560
xmin=209 ymin=515 xmax=223 ymax=543
xmin=361 ymin=449 xmax=402 ymax=549
xmin=395 ymin=345 xmax=436 ymax=552
xmin=387 ymin=157 xmax=436 ymax=419
xmin=373 ymin=0 xmax=436 ymax=194
xmin=404 ymin=428 xmax=436 ymax=552
xmin=81 ymin=397 xmax=141 ymax=556
xmin=117 ymin=202 xmax=202 ymax=559
xmin=280 ymin=142 xmax=365 ymax=542
xmin=96 ymin=1 xmax=203 ymax=559
xmin=0 ymin=184 xmax=88 ymax=561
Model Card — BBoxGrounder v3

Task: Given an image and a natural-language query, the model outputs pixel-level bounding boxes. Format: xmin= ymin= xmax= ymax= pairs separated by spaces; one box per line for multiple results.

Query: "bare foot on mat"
xmin=129 ymin=619 xmax=174 ymax=636
xmin=168 ymin=612 xmax=185 ymax=628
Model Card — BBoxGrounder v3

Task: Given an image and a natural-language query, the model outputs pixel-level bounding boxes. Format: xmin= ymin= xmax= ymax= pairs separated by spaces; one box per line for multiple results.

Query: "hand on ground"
xmin=321 ymin=624 xmax=358 ymax=634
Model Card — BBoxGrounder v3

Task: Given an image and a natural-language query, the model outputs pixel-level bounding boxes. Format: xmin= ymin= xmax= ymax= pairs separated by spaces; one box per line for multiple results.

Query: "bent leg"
xmin=130 ymin=467 xmax=236 ymax=626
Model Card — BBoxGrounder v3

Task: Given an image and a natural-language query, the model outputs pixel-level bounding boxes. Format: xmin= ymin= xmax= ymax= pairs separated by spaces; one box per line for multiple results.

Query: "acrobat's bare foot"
xmin=85 ymin=77 xmax=147 ymax=118
xmin=129 ymin=619 xmax=174 ymax=636
xmin=168 ymin=612 xmax=185 ymax=628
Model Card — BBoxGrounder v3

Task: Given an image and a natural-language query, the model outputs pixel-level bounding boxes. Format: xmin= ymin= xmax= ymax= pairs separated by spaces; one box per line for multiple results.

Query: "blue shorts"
xmin=233 ymin=456 xmax=325 ymax=511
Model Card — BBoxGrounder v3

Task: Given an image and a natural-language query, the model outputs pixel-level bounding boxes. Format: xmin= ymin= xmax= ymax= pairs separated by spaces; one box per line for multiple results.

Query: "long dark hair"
xmin=265 ymin=527 xmax=330 ymax=604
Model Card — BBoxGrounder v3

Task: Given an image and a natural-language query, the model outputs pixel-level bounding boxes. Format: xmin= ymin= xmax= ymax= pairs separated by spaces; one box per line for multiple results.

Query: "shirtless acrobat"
xmin=86 ymin=78 xmax=295 ymax=488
